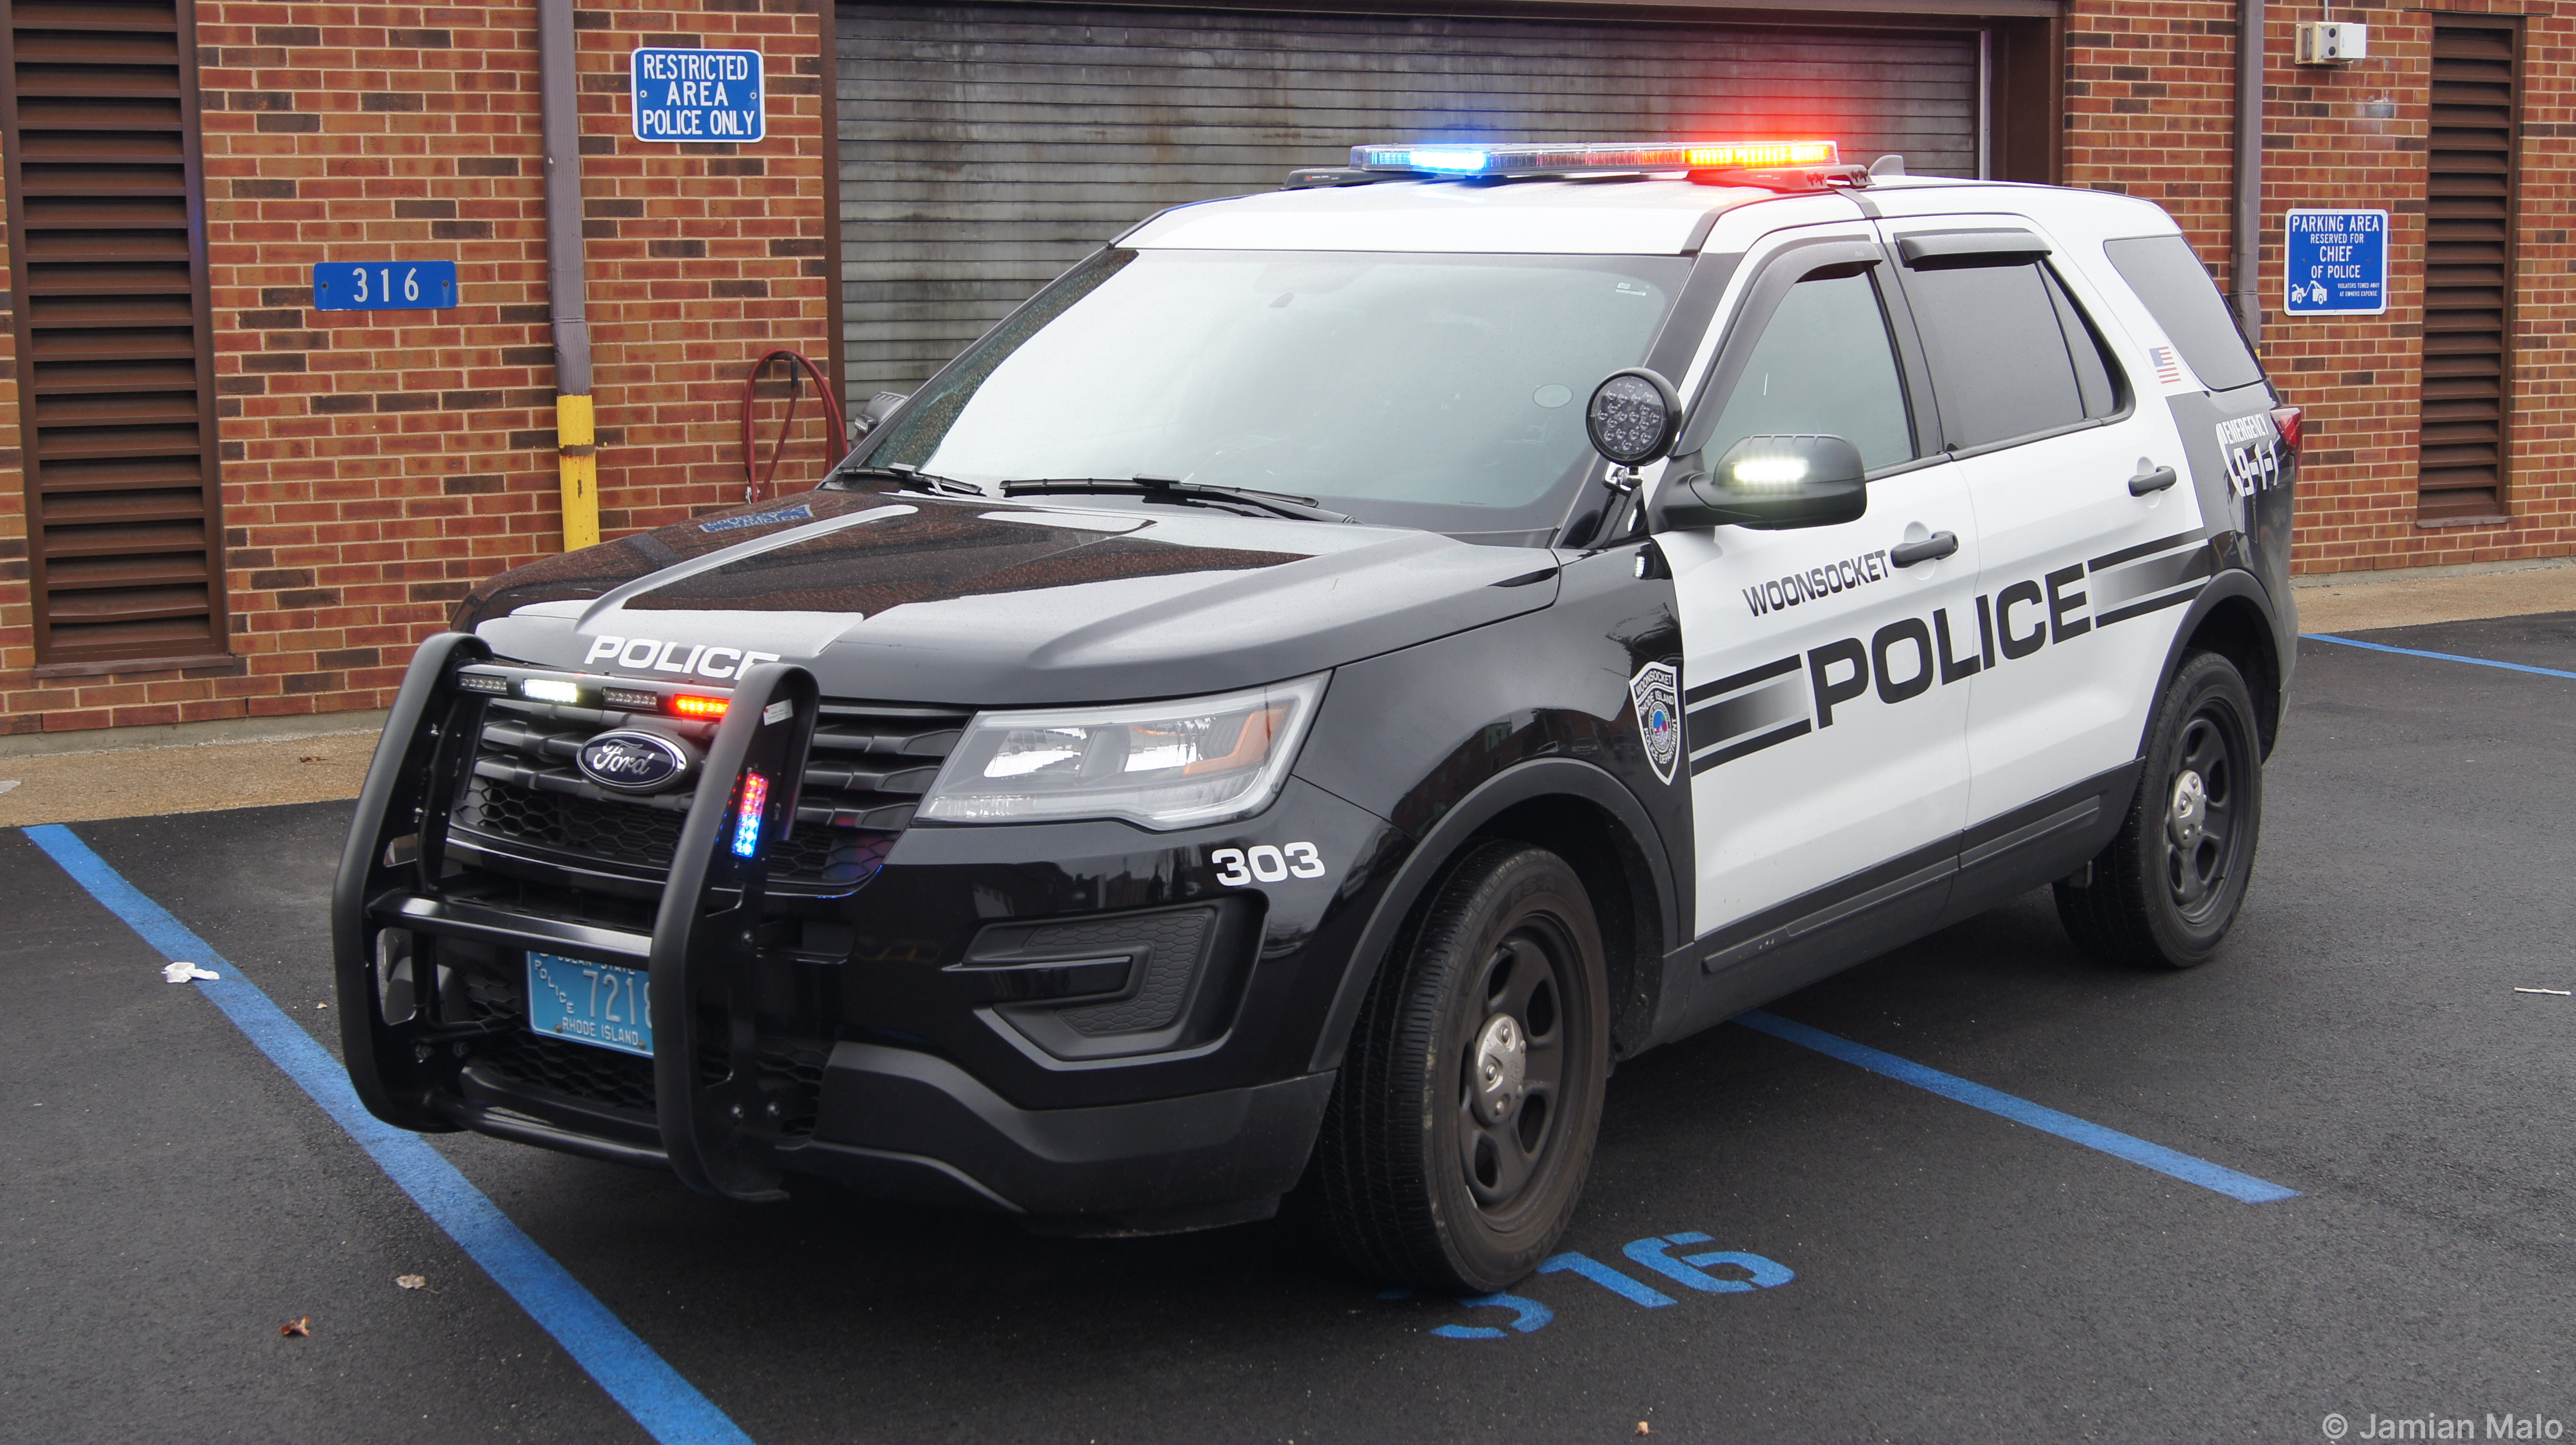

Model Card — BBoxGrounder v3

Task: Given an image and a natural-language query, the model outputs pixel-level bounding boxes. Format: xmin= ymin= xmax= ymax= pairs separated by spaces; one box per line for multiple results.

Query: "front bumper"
xmin=333 ymin=634 xmax=1399 ymax=1227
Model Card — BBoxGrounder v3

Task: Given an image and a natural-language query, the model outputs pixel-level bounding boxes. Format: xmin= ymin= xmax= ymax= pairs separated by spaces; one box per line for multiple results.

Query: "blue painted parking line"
xmin=22 ymin=824 xmax=757 ymax=1445
xmin=1735 ymin=1010 xmax=2298 ymax=1204
xmin=2303 ymin=633 xmax=2576 ymax=680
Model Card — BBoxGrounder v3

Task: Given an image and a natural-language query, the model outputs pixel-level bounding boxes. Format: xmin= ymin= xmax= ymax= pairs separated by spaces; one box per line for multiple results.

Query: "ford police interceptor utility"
xmin=335 ymin=140 xmax=2299 ymax=1292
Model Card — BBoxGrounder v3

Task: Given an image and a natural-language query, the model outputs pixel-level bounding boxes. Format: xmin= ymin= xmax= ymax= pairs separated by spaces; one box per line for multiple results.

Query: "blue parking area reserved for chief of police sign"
xmin=2283 ymin=209 xmax=2389 ymax=316
xmin=631 ymin=48 xmax=765 ymax=142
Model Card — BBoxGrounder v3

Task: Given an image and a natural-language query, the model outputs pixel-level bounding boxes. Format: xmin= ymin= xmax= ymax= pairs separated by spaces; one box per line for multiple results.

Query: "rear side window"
xmin=1903 ymin=260 xmax=2123 ymax=449
xmin=2103 ymin=235 xmax=2264 ymax=392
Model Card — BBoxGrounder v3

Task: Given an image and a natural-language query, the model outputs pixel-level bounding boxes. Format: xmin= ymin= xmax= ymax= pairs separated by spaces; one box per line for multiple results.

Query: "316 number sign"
xmin=312 ymin=260 xmax=458 ymax=312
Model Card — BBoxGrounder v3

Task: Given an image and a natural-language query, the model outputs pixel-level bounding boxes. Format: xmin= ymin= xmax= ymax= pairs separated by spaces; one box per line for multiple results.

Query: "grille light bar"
xmin=1349 ymin=140 xmax=1839 ymax=177
xmin=521 ymin=678 xmax=582 ymax=704
xmin=672 ymin=695 xmax=729 ymax=719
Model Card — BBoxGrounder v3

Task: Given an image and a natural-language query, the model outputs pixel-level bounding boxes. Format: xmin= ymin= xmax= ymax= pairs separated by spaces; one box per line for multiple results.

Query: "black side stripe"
xmin=2095 ymin=583 xmax=2205 ymax=628
xmin=1690 ymin=719 xmax=1809 ymax=775
xmin=2088 ymin=529 xmax=2204 ymax=574
xmin=1685 ymin=652 xmax=1800 ymax=705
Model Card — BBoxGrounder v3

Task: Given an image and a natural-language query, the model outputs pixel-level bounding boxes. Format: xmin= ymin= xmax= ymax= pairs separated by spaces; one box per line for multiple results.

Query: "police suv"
xmin=335 ymin=140 xmax=2299 ymax=1292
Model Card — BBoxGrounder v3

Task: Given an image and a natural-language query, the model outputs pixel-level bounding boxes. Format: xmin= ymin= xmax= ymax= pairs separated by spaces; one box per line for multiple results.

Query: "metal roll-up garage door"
xmin=833 ymin=3 xmax=1983 ymax=404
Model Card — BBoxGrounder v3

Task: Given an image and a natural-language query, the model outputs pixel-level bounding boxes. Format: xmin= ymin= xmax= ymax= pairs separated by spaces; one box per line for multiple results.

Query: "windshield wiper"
xmin=999 ymin=476 xmax=1355 ymax=524
xmin=830 ymin=463 xmax=989 ymax=498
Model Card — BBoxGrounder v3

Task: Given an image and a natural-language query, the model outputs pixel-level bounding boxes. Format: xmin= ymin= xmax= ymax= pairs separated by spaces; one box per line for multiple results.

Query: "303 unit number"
xmin=1211 ymin=843 xmax=1326 ymax=886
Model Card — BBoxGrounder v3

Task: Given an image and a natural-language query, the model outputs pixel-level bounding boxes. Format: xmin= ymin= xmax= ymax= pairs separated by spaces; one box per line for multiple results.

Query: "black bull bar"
xmin=332 ymin=631 xmax=824 ymax=1202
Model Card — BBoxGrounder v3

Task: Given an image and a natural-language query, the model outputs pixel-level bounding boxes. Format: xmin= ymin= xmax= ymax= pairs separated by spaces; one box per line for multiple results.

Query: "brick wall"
xmin=0 ymin=0 xmax=836 ymax=735
xmin=2066 ymin=0 xmax=2576 ymax=574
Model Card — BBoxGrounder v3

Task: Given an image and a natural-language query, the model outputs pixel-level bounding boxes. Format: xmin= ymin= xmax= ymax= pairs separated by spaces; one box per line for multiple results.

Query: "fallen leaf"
xmin=396 ymin=1274 xmax=426 ymax=1290
xmin=280 ymin=1316 xmax=311 ymax=1337
xmin=1636 ymin=1425 xmax=1652 ymax=1437
xmin=315 ymin=1002 xmax=329 ymax=1010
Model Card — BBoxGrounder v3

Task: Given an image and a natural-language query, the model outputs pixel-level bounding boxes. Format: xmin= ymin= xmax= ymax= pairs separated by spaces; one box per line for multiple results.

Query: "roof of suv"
xmin=1120 ymin=173 xmax=2152 ymax=256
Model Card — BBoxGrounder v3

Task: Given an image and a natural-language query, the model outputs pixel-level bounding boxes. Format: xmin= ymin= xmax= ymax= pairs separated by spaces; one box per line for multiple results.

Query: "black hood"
xmin=454 ymin=489 xmax=1562 ymax=705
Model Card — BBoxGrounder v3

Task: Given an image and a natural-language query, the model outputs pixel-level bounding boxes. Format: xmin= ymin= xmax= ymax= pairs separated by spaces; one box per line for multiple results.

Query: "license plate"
xmin=525 ymin=952 xmax=654 ymax=1058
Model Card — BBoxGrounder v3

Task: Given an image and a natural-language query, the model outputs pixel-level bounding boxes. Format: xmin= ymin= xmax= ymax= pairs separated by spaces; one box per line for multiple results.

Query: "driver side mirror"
xmin=1651 ymin=434 xmax=1868 ymax=532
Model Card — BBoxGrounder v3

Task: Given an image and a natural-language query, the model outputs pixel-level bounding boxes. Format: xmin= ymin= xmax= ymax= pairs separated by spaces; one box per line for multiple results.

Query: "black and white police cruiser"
xmin=336 ymin=140 xmax=2301 ymax=1291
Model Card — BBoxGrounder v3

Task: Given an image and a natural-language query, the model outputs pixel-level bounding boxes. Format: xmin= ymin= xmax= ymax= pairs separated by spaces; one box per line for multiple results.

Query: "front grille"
xmin=451 ymin=691 xmax=964 ymax=891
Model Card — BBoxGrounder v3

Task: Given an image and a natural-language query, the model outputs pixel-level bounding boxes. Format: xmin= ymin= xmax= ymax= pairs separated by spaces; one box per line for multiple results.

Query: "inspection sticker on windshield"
xmin=526 ymin=952 xmax=654 ymax=1058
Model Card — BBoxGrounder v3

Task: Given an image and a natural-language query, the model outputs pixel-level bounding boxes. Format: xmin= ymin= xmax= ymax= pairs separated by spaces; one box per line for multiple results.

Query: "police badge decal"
xmin=1629 ymin=660 xmax=1682 ymax=785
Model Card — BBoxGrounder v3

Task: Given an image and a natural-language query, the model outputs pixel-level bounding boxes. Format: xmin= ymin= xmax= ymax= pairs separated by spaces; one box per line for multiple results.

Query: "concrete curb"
xmin=0 ymin=709 xmax=391 ymax=760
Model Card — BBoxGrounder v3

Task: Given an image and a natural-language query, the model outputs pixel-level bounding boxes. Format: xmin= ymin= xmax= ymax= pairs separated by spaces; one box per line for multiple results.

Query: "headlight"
xmin=917 ymin=673 xmax=1328 ymax=830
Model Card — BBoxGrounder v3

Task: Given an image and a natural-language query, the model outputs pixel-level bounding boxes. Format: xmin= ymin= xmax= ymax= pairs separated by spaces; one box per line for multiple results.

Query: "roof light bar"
xmin=1349 ymin=140 xmax=1839 ymax=177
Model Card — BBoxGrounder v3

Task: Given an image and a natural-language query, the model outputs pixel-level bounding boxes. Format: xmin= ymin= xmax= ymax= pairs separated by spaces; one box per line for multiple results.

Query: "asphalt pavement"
xmin=4 ymin=614 xmax=2570 ymax=1444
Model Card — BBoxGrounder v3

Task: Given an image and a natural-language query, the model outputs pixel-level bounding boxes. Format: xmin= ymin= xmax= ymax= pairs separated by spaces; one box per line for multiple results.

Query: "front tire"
xmin=1313 ymin=843 xmax=1609 ymax=1292
xmin=2056 ymin=650 xmax=2264 ymax=969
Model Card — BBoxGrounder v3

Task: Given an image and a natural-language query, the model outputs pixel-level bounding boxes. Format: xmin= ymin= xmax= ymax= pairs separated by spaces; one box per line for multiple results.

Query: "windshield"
xmin=856 ymin=248 xmax=1690 ymax=537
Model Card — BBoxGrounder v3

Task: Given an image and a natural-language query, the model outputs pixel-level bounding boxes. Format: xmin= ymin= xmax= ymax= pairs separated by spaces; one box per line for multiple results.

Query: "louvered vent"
xmin=2419 ymin=21 xmax=2520 ymax=523
xmin=1 ymin=0 xmax=227 ymax=666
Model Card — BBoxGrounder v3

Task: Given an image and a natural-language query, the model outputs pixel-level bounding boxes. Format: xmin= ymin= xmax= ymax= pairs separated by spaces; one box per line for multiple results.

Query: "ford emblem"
xmin=575 ymin=730 xmax=696 ymax=794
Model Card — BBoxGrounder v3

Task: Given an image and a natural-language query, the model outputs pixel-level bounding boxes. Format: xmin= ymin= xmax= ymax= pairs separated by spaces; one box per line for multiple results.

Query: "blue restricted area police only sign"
xmin=631 ymin=48 xmax=764 ymax=142
xmin=2284 ymin=209 xmax=2389 ymax=316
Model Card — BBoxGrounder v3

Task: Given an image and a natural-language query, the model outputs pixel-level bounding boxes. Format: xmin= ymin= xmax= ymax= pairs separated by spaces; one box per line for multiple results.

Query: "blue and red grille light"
xmin=1349 ymin=140 xmax=1840 ymax=177
xmin=732 ymin=772 xmax=769 ymax=858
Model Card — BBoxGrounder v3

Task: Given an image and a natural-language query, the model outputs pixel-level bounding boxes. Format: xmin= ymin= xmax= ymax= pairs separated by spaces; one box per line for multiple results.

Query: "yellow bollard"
xmin=556 ymin=392 xmax=599 ymax=551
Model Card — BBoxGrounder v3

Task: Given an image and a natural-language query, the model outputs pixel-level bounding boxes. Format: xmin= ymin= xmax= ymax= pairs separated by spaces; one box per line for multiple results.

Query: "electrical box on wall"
xmin=2295 ymin=21 xmax=2368 ymax=65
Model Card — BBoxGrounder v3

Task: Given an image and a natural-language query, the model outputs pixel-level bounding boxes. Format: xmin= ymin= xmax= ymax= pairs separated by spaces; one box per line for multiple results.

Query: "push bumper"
xmin=335 ymin=633 xmax=1349 ymax=1231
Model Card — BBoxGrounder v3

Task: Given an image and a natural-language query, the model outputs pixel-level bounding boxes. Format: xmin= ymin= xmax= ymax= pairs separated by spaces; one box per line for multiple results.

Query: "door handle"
xmin=1889 ymin=531 xmax=1958 ymax=568
xmin=2128 ymin=462 xmax=2180 ymax=495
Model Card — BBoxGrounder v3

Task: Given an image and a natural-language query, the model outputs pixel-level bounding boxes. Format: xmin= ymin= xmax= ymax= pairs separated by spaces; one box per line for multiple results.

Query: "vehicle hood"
xmin=453 ymin=489 xmax=1561 ymax=705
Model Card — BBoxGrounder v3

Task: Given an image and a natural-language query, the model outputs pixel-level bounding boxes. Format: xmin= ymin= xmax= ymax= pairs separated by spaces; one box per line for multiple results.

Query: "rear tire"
xmin=2055 ymin=650 xmax=2264 ymax=969
xmin=1313 ymin=842 xmax=1609 ymax=1292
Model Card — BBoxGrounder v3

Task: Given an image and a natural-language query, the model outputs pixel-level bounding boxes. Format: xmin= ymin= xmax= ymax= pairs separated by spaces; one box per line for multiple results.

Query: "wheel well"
xmin=2183 ymin=596 xmax=2282 ymax=754
xmin=1464 ymin=795 xmax=1666 ymax=1060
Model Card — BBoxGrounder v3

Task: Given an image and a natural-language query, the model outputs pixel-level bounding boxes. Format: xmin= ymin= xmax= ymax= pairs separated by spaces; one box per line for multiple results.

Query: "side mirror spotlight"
xmin=1585 ymin=368 xmax=1683 ymax=471
xmin=1650 ymin=434 xmax=1869 ymax=532
xmin=849 ymin=389 xmax=910 ymax=444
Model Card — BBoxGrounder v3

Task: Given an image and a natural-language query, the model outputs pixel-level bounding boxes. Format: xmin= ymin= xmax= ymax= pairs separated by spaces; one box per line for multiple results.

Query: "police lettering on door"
xmin=631 ymin=48 xmax=765 ymax=142
xmin=1681 ymin=533 xmax=2216 ymax=776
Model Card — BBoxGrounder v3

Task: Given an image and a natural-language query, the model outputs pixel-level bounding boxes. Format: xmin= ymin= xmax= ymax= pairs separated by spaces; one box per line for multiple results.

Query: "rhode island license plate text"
xmin=525 ymin=952 xmax=654 ymax=1058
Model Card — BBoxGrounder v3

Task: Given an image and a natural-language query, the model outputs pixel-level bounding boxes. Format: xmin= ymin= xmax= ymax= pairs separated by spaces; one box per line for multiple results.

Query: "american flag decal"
xmin=2150 ymin=346 xmax=2184 ymax=385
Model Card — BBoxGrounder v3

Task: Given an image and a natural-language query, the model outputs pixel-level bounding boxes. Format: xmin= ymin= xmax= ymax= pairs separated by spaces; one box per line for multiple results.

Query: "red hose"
xmin=738 ymin=348 xmax=847 ymax=504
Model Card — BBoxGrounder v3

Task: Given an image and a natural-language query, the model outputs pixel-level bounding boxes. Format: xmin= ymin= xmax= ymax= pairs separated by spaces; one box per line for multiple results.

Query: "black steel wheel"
xmin=2057 ymin=649 xmax=2264 ymax=969
xmin=1312 ymin=842 xmax=1609 ymax=1292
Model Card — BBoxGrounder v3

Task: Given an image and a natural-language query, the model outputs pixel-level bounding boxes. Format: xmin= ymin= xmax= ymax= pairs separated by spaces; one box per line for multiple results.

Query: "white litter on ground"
xmin=0 ymin=780 xmax=20 ymax=794
xmin=160 ymin=961 xmax=219 ymax=983
xmin=2511 ymin=987 xmax=2571 ymax=996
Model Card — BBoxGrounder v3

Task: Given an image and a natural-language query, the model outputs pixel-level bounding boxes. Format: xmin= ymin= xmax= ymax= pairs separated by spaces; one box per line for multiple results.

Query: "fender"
xmin=1304 ymin=757 xmax=1680 ymax=1075
xmin=2138 ymin=567 xmax=2288 ymax=762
